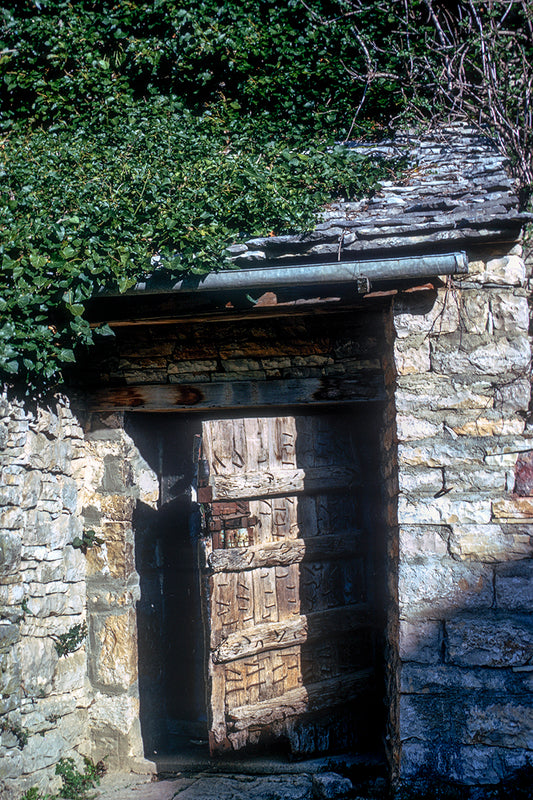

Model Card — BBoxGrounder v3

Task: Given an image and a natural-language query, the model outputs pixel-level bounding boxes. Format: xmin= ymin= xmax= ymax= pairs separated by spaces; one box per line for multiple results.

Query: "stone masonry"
xmin=393 ymin=242 xmax=533 ymax=788
xmin=74 ymin=411 xmax=158 ymax=773
xmin=0 ymin=395 xmax=89 ymax=799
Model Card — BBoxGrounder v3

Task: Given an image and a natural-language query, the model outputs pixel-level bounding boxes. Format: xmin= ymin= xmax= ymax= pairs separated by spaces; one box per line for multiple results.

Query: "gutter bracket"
xmin=356 ymin=277 xmax=371 ymax=294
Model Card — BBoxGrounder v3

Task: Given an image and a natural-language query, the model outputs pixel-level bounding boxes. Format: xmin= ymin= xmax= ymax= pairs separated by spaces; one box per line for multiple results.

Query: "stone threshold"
xmin=154 ymin=750 xmax=385 ymax=778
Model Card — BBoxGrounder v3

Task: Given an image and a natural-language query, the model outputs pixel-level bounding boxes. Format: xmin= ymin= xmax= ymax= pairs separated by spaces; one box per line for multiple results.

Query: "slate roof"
xmin=224 ymin=126 xmax=530 ymax=267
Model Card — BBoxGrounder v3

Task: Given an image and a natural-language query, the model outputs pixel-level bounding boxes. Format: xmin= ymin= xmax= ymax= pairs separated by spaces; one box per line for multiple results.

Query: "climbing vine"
xmin=1 ymin=1 xmax=530 ymax=391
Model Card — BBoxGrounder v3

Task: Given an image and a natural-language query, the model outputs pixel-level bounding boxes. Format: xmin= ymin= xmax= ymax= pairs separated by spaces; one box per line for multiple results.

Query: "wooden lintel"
xmin=207 ymin=531 xmax=363 ymax=573
xmin=213 ymin=604 xmax=372 ymax=663
xmin=87 ymin=375 xmax=384 ymax=413
xmin=227 ymin=668 xmax=374 ymax=730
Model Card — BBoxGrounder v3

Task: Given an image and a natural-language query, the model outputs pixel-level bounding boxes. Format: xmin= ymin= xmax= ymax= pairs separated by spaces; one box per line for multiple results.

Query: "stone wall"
xmin=393 ymin=243 xmax=533 ymax=788
xmin=0 ymin=395 xmax=89 ymax=799
xmin=73 ymin=412 xmax=158 ymax=772
xmin=2 ymin=238 xmax=532 ymax=795
xmin=82 ymin=311 xmax=385 ymax=389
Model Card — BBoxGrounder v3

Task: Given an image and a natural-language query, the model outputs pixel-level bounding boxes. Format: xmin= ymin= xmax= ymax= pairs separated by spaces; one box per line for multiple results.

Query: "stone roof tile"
xmin=227 ymin=127 xmax=531 ymax=265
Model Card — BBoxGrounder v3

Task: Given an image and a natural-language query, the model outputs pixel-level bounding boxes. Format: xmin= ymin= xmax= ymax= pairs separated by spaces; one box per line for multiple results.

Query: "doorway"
xmin=128 ymin=404 xmax=385 ymax=762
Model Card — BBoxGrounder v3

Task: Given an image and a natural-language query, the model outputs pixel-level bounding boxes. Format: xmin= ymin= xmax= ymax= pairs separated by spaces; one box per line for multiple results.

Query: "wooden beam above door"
xmin=86 ymin=374 xmax=385 ymax=413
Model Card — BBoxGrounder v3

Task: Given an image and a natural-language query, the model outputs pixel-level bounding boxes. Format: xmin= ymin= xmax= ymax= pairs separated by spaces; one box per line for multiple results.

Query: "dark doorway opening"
xmin=128 ymin=414 xmax=207 ymax=759
xmin=127 ymin=404 xmax=387 ymax=766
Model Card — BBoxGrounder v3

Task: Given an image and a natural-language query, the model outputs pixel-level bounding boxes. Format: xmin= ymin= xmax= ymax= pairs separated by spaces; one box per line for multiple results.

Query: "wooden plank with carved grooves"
xmin=213 ymin=604 xmax=372 ymax=663
xmin=209 ymin=465 xmax=358 ymax=501
xmin=207 ymin=532 xmax=363 ymax=573
xmin=227 ymin=669 xmax=374 ymax=731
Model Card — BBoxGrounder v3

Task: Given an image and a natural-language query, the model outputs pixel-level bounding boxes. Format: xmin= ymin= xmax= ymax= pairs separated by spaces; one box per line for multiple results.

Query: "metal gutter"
xmin=120 ymin=252 xmax=468 ymax=296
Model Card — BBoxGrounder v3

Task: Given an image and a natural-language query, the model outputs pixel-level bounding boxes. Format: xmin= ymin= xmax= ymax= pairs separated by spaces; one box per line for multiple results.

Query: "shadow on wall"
xmin=397 ymin=535 xmax=533 ymax=793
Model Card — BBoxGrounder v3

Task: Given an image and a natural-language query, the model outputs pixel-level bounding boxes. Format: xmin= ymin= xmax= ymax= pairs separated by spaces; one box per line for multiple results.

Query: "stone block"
xmin=491 ymin=293 xmax=529 ymax=332
xmin=100 ymin=495 xmax=136 ymax=522
xmin=0 ymin=648 xmax=20 ymax=702
xmin=101 ymin=454 xmax=131 ymax=493
xmin=126 ymin=453 xmax=158 ymax=509
xmin=459 ymin=292 xmax=491 ymax=334
xmin=168 ymin=358 xmax=217 ymax=375
xmin=20 ymin=730 xmax=69 ymax=774
xmin=401 ymin=708 xmax=528 ymax=780
xmin=89 ymin=691 xmax=139 ymax=736
xmin=514 ymin=450 xmax=533 ymax=495
xmin=0 ymin=622 xmax=19 ymax=648
xmin=21 ymin=694 xmax=78 ymax=732
xmin=61 ymin=479 xmax=78 ymax=513
xmin=312 ymin=772 xmax=353 ymax=799
xmin=0 ymin=745 xmax=24 ymax=781
xmin=396 ymin=415 xmax=441 ymax=441
xmin=0 ymin=420 xmax=8 ymax=449
xmin=62 ymin=545 xmax=85 ymax=583
xmin=468 ymin=253 xmax=525 ymax=286
xmin=398 ymin=741 xmax=433 ymax=782
xmin=449 ymin=524 xmax=531 ymax=562
xmin=398 ymin=467 xmax=443 ymax=494
xmin=168 ymin=371 xmax=211 ymax=384
xmin=92 ymin=610 xmax=138 ymax=689
xmin=52 ymin=648 xmax=87 ymax=694
xmin=445 ymin=466 xmax=507 ymax=492
xmin=0 ymin=507 xmax=24 ymax=530
xmin=493 ymin=497 xmax=533 ymax=520
xmin=85 ymin=522 xmax=133 ymax=580
xmin=398 ymin=494 xmax=492 ymax=525
xmin=0 ymin=582 xmax=24 ymax=606
xmin=27 ymin=434 xmax=71 ymax=472
xmin=494 ymin=379 xmax=530 ymax=413
xmin=430 ymin=334 xmax=530 ymax=376
xmin=399 ymin=694 xmax=446 ymax=742
xmin=394 ymin=336 xmax=431 ymax=375
xmin=23 ymin=511 xmax=78 ymax=550
xmin=393 ymin=289 xmax=459 ymax=339
xmin=400 ymin=663 xmax=530 ymax=695
xmin=399 ymin=558 xmax=493 ymax=614
xmin=399 ymin=619 xmax=442 ymax=664
xmin=445 ymin=414 xmax=524 ymax=438
xmin=399 ymin=438 xmax=488 ymax=468
xmin=495 ymin=561 xmax=533 ymax=611
xmin=485 ymin=254 xmax=526 ymax=286
xmin=17 ymin=636 xmax=58 ymax=693
xmin=21 ymin=471 xmax=42 ymax=509
xmin=395 ymin=375 xmax=493 ymax=412
xmin=445 ymin=745 xmax=506 ymax=785
xmin=465 ymin=700 xmax=533 ymax=749
xmin=446 ymin=615 xmax=533 ymax=667
xmin=25 ymin=587 xmax=84 ymax=618
xmin=87 ymin=585 xmax=139 ymax=611
xmin=122 ymin=368 xmax=168 ymax=384
xmin=400 ymin=525 xmax=449 ymax=559
xmin=0 ymin=533 xmax=21 ymax=575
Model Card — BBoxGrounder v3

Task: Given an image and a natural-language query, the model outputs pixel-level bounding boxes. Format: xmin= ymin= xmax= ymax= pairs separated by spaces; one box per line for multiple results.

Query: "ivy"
xmin=52 ymin=623 xmax=88 ymax=657
xmin=71 ymin=530 xmax=104 ymax=554
xmin=0 ymin=0 xmax=459 ymax=391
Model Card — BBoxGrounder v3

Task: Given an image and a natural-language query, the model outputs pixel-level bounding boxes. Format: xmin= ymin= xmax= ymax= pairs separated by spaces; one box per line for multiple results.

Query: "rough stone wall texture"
xmin=0 ymin=395 xmax=89 ymax=799
xmin=74 ymin=411 xmax=158 ymax=773
xmin=394 ymin=242 xmax=533 ymax=788
xmin=82 ymin=312 xmax=384 ymax=389
xmin=2 ymin=236 xmax=532 ymax=795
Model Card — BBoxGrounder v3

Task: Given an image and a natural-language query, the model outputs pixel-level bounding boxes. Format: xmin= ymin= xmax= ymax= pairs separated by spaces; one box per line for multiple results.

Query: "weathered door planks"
xmin=197 ymin=414 xmax=376 ymax=755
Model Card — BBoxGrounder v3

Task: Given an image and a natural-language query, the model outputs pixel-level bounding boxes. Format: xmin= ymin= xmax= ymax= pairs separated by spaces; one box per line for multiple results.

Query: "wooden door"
xmin=196 ymin=413 xmax=377 ymax=756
